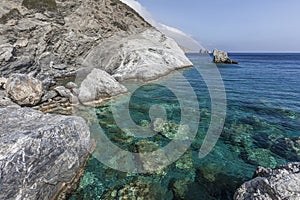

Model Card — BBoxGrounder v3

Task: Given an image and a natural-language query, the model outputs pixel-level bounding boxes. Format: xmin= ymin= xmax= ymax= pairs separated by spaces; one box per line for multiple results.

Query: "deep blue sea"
xmin=71 ymin=53 xmax=300 ymax=199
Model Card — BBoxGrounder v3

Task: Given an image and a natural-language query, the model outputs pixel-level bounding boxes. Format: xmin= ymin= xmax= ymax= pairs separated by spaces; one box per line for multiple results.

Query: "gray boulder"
xmin=213 ymin=49 xmax=238 ymax=64
xmin=5 ymin=73 xmax=43 ymax=106
xmin=234 ymin=163 xmax=300 ymax=200
xmin=78 ymin=69 xmax=128 ymax=104
xmin=0 ymin=107 xmax=91 ymax=200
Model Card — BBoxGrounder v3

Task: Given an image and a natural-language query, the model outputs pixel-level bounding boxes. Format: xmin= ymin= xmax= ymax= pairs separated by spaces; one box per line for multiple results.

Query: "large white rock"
xmin=83 ymin=29 xmax=193 ymax=82
xmin=78 ymin=69 xmax=128 ymax=104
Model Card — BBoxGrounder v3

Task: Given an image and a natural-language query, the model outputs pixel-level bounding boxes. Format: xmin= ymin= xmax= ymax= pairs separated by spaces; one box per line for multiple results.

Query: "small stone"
xmin=14 ymin=38 xmax=28 ymax=47
xmin=52 ymin=64 xmax=67 ymax=70
xmin=41 ymin=90 xmax=58 ymax=102
xmin=54 ymin=86 xmax=72 ymax=98
xmin=152 ymin=118 xmax=165 ymax=132
xmin=5 ymin=74 xmax=43 ymax=106
xmin=65 ymin=82 xmax=78 ymax=89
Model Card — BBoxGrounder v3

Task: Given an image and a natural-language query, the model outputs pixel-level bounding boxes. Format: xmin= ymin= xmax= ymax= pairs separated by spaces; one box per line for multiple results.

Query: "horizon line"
xmin=228 ymin=51 xmax=300 ymax=53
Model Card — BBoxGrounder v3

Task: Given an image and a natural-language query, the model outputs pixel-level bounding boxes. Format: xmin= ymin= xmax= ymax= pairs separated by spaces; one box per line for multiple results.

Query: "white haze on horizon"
xmin=120 ymin=0 xmax=202 ymax=51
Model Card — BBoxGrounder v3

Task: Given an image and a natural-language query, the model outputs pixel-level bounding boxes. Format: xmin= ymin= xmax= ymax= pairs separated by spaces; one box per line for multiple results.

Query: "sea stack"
xmin=213 ymin=49 xmax=238 ymax=64
xmin=199 ymin=49 xmax=210 ymax=54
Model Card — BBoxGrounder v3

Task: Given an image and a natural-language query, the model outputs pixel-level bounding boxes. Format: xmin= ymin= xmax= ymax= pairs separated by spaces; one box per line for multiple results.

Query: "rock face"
xmin=234 ymin=163 xmax=300 ymax=200
xmin=78 ymin=69 xmax=128 ymax=104
xmin=213 ymin=49 xmax=238 ymax=64
xmin=0 ymin=0 xmax=149 ymax=80
xmin=84 ymin=29 xmax=192 ymax=82
xmin=5 ymin=73 xmax=43 ymax=106
xmin=0 ymin=107 xmax=91 ymax=200
xmin=0 ymin=0 xmax=191 ymax=87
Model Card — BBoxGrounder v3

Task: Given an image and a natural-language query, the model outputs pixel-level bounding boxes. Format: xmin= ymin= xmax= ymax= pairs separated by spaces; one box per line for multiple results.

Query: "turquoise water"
xmin=70 ymin=53 xmax=300 ymax=199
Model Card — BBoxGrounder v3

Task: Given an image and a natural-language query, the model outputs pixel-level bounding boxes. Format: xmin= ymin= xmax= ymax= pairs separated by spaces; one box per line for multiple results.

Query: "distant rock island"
xmin=199 ymin=49 xmax=211 ymax=54
xmin=213 ymin=49 xmax=239 ymax=64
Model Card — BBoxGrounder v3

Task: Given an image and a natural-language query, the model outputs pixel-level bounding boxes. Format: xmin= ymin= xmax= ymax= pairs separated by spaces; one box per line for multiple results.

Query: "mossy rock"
xmin=22 ymin=0 xmax=57 ymax=11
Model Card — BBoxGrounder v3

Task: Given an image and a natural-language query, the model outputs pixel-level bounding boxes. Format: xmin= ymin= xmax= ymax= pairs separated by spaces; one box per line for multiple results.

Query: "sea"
xmin=70 ymin=53 xmax=300 ymax=200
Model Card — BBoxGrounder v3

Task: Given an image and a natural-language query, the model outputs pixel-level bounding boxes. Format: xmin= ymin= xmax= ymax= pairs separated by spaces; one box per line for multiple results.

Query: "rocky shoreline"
xmin=0 ymin=0 xmax=299 ymax=200
xmin=0 ymin=0 xmax=193 ymax=199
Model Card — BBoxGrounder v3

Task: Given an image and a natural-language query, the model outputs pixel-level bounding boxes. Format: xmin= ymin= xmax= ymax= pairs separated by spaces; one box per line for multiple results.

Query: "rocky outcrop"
xmin=0 ymin=0 xmax=191 ymax=87
xmin=0 ymin=0 xmax=150 ymax=81
xmin=234 ymin=163 xmax=300 ymax=200
xmin=213 ymin=49 xmax=238 ymax=64
xmin=0 ymin=107 xmax=91 ymax=200
xmin=5 ymin=73 xmax=43 ymax=106
xmin=199 ymin=49 xmax=210 ymax=54
xmin=84 ymin=29 xmax=192 ymax=82
xmin=78 ymin=69 xmax=128 ymax=104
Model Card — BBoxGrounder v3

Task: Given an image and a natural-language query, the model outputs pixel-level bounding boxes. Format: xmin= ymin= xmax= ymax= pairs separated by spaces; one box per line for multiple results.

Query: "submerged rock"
xmin=213 ymin=49 xmax=238 ymax=64
xmin=234 ymin=162 xmax=300 ymax=200
xmin=0 ymin=107 xmax=91 ymax=200
xmin=5 ymin=73 xmax=43 ymax=106
xmin=103 ymin=180 xmax=173 ymax=200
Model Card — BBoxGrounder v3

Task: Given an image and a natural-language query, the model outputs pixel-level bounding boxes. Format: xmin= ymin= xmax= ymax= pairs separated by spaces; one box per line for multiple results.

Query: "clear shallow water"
xmin=70 ymin=53 xmax=300 ymax=199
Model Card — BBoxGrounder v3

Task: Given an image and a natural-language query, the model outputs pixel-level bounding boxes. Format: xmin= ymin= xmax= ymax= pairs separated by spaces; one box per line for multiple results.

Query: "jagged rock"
xmin=54 ymin=86 xmax=72 ymax=98
xmin=0 ymin=107 xmax=91 ymax=200
xmin=0 ymin=44 xmax=14 ymax=62
xmin=84 ymin=29 xmax=193 ymax=82
xmin=52 ymin=63 xmax=68 ymax=70
xmin=0 ymin=77 xmax=7 ymax=89
xmin=5 ymin=73 xmax=43 ymax=106
xmin=213 ymin=49 xmax=238 ymax=64
xmin=78 ymin=69 xmax=128 ymax=104
xmin=234 ymin=162 xmax=300 ymax=200
xmin=41 ymin=89 xmax=58 ymax=102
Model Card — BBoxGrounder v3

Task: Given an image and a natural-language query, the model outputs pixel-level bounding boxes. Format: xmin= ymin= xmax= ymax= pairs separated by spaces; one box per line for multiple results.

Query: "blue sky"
xmin=136 ymin=0 xmax=300 ymax=52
